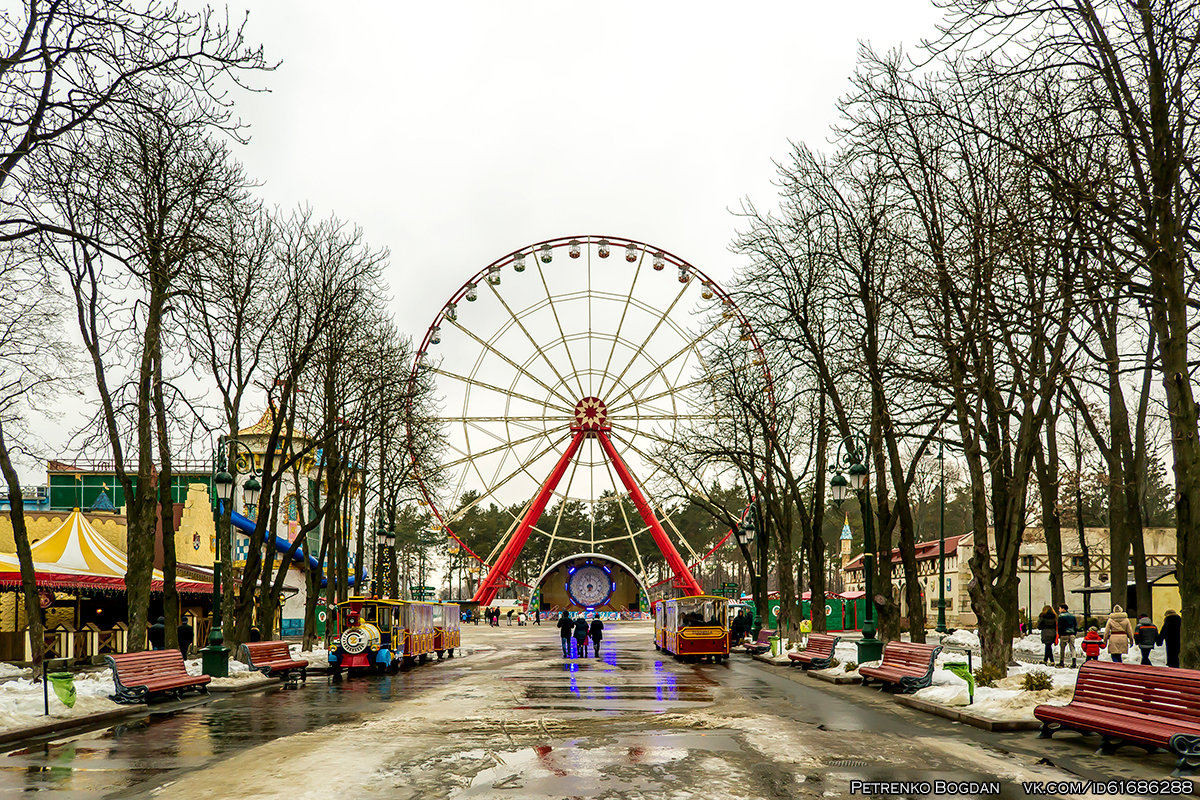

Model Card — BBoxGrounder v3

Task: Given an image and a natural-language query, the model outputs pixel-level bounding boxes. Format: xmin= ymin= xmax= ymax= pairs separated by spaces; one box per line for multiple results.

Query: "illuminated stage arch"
xmin=533 ymin=552 xmax=647 ymax=613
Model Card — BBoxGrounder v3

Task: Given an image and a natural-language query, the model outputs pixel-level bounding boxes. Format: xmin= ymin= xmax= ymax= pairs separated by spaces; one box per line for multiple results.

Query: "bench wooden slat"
xmin=788 ymin=633 xmax=841 ymax=669
xmin=1035 ymin=661 xmax=1200 ymax=775
xmin=858 ymin=641 xmax=941 ymax=693
xmin=105 ymin=650 xmax=210 ymax=704
xmin=240 ymin=641 xmax=308 ymax=682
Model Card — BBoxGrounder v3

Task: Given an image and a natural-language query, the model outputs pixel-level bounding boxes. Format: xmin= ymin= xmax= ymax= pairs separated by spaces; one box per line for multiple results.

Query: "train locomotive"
xmin=329 ymin=597 xmax=458 ymax=673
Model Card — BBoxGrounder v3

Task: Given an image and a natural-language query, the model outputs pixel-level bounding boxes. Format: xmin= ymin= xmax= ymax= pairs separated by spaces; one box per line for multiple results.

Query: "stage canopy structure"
xmin=0 ymin=509 xmax=210 ymax=594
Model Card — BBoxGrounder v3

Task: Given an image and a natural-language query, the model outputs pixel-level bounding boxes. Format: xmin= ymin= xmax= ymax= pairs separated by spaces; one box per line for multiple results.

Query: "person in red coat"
xmin=1081 ymin=627 xmax=1104 ymax=661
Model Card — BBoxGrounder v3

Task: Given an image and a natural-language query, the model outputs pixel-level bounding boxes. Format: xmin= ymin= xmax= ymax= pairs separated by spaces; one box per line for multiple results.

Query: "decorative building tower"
xmin=840 ymin=515 xmax=853 ymax=567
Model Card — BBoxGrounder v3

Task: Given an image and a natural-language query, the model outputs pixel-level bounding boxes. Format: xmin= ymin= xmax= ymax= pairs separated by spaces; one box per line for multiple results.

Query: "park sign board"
xmin=411 ymin=585 xmax=436 ymax=599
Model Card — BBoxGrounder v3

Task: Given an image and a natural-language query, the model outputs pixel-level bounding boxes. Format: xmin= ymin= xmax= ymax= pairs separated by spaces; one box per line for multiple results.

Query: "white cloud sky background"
xmin=29 ymin=1 xmax=945 ymax=482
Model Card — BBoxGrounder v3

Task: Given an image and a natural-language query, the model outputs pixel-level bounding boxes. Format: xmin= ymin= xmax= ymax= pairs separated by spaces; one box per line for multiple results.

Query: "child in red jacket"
xmin=1081 ymin=627 xmax=1104 ymax=661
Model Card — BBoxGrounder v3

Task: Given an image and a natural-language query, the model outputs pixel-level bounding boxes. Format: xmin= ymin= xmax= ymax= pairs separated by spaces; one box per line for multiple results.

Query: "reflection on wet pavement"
xmin=0 ymin=651 xmax=482 ymax=799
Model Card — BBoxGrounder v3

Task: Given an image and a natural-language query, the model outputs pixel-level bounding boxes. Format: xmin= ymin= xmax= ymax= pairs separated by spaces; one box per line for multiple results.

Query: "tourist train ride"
xmin=328 ymin=597 xmax=460 ymax=673
xmin=655 ymin=595 xmax=730 ymax=663
xmin=432 ymin=602 xmax=461 ymax=658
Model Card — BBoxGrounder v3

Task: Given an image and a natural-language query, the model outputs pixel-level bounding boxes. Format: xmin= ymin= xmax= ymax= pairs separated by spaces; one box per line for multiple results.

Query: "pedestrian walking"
xmin=1135 ymin=614 xmax=1159 ymax=666
xmin=573 ymin=614 xmax=589 ymax=658
xmin=148 ymin=616 xmax=166 ymax=650
xmin=1037 ymin=605 xmax=1058 ymax=665
xmin=588 ymin=615 xmax=604 ymax=658
xmin=507 ymin=609 xmax=514 ymax=626
xmin=177 ymin=618 xmax=195 ymax=659
xmin=1056 ymin=603 xmax=1078 ymax=667
xmin=533 ymin=609 xmax=541 ymax=626
xmin=557 ymin=612 xmax=574 ymax=657
xmin=1103 ymin=605 xmax=1135 ymax=663
xmin=731 ymin=610 xmax=747 ymax=646
xmin=1081 ymin=627 xmax=1104 ymax=661
xmin=1158 ymin=609 xmax=1182 ymax=668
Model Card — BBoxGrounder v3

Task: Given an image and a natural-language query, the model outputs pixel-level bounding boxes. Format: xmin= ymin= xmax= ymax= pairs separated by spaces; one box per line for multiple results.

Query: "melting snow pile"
xmin=939 ymin=629 xmax=981 ymax=650
xmin=289 ymin=645 xmax=332 ymax=670
xmin=184 ymin=657 xmax=263 ymax=687
xmin=0 ymin=670 xmax=121 ymax=731
xmin=914 ymin=661 xmax=1076 ymax=721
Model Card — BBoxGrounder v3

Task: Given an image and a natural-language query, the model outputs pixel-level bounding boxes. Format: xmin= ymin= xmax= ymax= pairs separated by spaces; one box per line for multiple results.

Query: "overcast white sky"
xmin=230 ymin=0 xmax=942 ymax=326
xmin=31 ymin=1 xmax=946 ymax=483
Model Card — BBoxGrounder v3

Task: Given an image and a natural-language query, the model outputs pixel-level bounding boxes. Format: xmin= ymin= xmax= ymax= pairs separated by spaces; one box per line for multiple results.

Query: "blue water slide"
xmin=225 ymin=507 xmax=361 ymax=588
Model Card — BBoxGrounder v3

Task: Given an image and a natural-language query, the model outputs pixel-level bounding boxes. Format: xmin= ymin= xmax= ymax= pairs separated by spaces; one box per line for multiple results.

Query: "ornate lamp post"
xmin=373 ymin=511 xmax=389 ymax=597
xmin=829 ymin=436 xmax=883 ymax=663
xmin=937 ymin=442 xmax=947 ymax=634
xmin=203 ymin=444 xmax=234 ymax=678
xmin=203 ymin=436 xmax=264 ymax=677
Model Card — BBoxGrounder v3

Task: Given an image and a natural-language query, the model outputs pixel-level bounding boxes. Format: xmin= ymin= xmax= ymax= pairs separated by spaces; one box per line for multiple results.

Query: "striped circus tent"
xmin=0 ymin=509 xmax=210 ymax=594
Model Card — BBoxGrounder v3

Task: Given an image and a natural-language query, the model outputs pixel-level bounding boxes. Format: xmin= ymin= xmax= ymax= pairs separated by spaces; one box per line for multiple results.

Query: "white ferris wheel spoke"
xmin=602 ymin=429 xmax=703 ymax=562
xmin=605 ymin=318 xmax=724 ymax=409
xmin=533 ymin=258 xmax=588 ymax=400
xmin=596 ymin=244 xmax=645 ymax=401
xmin=442 ymin=431 xmax=572 ymax=528
xmin=484 ymin=281 xmax=584 ymax=408
xmin=440 ymin=423 xmax=570 ymax=471
xmin=448 ymin=317 xmax=578 ymax=410
xmin=430 ymin=365 xmax=573 ymax=414
xmin=599 ymin=451 xmax=648 ymax=578
xmin=596 ymin=277 xmax=691 ymax=401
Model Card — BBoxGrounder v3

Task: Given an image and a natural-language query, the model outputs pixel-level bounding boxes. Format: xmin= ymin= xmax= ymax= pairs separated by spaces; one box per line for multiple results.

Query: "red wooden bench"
xmin=1035 ymin=661 xmax=1200 ymax=776
xmin=240 ymin=641 xmax=308 ymax=684
xmin=104 ymin=650 xmax=211 ymax=704
xmin=743 ymin=628 xmax=776 ymax=655
xmin=858 ymin=641 xmax=941 ymax=693
xmin=788 ymin=633 xmax=842 ymax=670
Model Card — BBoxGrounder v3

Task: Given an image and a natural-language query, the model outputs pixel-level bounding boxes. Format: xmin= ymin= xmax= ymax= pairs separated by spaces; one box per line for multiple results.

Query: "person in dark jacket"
xmin=1056 ymin=604 xmax=1078 ymax=668
xmin=1037 ymin=605 xmax=1058 ymax=665
xmin=573 ymin=615 xmax=589 ymax=657
xmin=588 ymin=616 xmax=604 ymax=658
xmin=1135 ymin=614 xmax=1159 ymax=665
xmin=177 ymin=619 xmax=195 ymax=659
xmin=1158 ymin=610 xmax=1182 ymax=668
xmin=730 ymin=610 xmax=746 ymax=646
xmin=557 ymin=612 xmax=575 ymax=657
xmin=148 ymin=616 xmax=166 ymax=650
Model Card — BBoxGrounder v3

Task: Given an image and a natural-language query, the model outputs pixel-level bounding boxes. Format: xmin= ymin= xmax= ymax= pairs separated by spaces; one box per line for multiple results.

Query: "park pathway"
xmin=0 ymin=622 xmax=1167 ymax=799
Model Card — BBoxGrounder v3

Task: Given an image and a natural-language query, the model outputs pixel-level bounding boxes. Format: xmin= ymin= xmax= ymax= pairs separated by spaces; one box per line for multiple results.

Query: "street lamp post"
xmin=203 ymin=445 xmax=233 ymax=677
xmin=829 ymin=435 xmax=883 ymax=663
xmin=937 ymin=442 xmax=947 ymax=634
xmin=373 ymin=511 xmax=389 ymax=597
xmin=202 ymin=436 xmax=262 ymax=678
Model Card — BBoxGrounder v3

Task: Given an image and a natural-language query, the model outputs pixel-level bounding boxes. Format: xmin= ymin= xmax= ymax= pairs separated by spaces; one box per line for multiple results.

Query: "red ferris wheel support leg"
xmin=472 ymin=430 xmax=586 ymax=606
xmin=595 ymin=430 xmax=703 ymax=596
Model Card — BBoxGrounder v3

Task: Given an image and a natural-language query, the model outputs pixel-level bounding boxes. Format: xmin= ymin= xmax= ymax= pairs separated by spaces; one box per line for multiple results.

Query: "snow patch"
xmin=0 ymin=670 xmax=122 ymax=732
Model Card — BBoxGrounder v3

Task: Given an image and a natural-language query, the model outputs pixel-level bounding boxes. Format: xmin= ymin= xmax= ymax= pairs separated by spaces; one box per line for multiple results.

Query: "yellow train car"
xmin=655 ymin=595 xmax=729 ymax=663
xmin=433 ymin=603 xmax=460 ymax=658
xmin=399 ymin=601 xmax=436 ymax=663
xmin=654 ymin=601 xmax=665 ymax=649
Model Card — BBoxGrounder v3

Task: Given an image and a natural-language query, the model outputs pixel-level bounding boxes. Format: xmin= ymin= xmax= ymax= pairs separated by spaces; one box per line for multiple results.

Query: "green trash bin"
xmin=769 ymin=635 xmax=781 ymax=658
xmin=48 ymin=672 xmax=76 ymax=709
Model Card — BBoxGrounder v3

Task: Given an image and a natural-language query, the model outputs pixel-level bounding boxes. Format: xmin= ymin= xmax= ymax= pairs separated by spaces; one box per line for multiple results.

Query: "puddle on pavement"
xmin=451 ymin=733 xmax=744 ymax=799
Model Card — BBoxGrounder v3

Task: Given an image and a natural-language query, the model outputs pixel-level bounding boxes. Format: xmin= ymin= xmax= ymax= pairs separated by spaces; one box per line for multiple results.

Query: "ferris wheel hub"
xmin=572 ymin=396 xmax=609 ymax=431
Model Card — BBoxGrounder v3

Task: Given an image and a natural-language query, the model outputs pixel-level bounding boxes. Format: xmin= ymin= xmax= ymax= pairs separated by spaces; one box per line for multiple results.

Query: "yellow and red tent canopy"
xmin=0 ymin=509 xmax=210 ymax=594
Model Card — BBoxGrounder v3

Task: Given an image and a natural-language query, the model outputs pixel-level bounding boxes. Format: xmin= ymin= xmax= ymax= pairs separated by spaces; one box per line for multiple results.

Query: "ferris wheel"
xmin=408 ymin=236 xmax=768 ymax=604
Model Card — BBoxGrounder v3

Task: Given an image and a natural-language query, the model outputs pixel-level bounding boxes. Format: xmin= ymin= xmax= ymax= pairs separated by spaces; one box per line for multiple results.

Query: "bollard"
xmin=967 ymin=650 xmax=974 ymax=704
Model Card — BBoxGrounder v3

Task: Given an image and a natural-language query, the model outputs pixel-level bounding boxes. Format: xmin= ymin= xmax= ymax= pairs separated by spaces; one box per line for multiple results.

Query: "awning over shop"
xmin=1071 ymin=564 xmax=1177 ymax=594
xmin=0 ymin=509 xmax=211 ymax=595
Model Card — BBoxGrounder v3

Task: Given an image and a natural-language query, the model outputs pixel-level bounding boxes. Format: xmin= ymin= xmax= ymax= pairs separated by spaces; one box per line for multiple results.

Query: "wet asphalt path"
xmin=0 ymin=622 xmax=1176 ymax=799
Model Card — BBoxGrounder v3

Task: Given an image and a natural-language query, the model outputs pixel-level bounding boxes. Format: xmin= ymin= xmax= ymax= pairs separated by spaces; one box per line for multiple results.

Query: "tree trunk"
xmin=1035 ymin=435 xmax=1066 ymax=610
xmin=0 ymin=423 xmax=44 ymax=666
xmin=152 ymin=356 xmax=179 ymax=650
